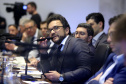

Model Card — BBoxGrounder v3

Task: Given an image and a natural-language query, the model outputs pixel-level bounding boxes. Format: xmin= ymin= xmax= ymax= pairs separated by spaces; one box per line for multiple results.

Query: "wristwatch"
xmin=59 ymin=74 xmax=64 ymax=82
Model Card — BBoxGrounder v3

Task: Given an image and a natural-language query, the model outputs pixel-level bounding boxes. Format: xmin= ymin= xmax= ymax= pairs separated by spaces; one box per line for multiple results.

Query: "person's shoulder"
xmin=32 ymin=13 xmax=41 ymax=17
xmin=69 ymin=36 xmax=86 ymax=43
xmin=100 ymin=32 xmax=107 ymax=39
xmin=68 ymin=36 xmax=89 ymax=51
xmin=109 ymin=53 xmax=116 ymax=57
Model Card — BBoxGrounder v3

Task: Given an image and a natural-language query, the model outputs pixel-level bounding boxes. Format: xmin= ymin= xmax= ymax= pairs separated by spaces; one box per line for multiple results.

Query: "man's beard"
xmin=53 ymin=35 xmax=66 ymax=45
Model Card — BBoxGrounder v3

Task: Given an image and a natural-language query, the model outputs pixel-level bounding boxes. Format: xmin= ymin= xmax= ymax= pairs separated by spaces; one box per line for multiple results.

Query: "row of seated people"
xmin=3 ymin=13 xmax=126 ymax=84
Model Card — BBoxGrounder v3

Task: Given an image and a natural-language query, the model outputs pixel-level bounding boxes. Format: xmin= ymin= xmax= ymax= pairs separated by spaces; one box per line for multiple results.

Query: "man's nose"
xmin=76 ymin=34 xmax=80 ymax=38
xmin=107 ymin=36 xmax=111 ymax=43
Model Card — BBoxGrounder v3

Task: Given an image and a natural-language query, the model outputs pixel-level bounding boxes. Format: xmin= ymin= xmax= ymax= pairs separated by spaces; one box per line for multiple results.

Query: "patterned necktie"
xmin=58 ymin=44 xmax=63 ymax=52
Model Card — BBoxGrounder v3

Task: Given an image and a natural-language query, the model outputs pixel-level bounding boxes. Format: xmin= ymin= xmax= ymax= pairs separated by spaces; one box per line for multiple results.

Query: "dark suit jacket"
xmin=88 ymin=43 xmax=95 ymax=55
xmin=86 ymin=53 xmax=126 ymax=84
xmin=95 ymin=33 xmax=108 ymax=48
xmin=40 ymin=36 xmax=93 ymax=84
xmin=37 ymin=41 xmax=57 ymax=71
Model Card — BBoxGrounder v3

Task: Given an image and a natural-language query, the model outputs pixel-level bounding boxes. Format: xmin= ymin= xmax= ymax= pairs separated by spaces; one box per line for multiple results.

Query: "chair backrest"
xmin=91 ymin=44 xmax=111 ymax=75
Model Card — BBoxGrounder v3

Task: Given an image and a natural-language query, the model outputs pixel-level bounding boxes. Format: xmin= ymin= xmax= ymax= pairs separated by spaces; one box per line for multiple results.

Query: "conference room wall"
xmin=0 ymin=0 xmax=125 ymax=33
xmin=0 ymin=0 xmax=99 ymax=33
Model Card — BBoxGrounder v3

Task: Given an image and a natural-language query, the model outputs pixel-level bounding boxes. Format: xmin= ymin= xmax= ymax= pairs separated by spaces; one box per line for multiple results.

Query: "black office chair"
xmin=91 ymin=44 xmax=112 ymax=75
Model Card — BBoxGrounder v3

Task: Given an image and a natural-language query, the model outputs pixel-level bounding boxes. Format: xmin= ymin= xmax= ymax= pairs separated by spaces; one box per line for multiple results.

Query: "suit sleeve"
xmin=39 ymin=50 xmax=56 ymax=73
xmin=63 ymin=39 xmax=92 ymax=82
xmin=113 ymin=67 xmax=126 ymax=84
xmin=85 ymin=53 xmax=114 ymax=83
xmin=85 ymin=68 xmax=103 ymax=83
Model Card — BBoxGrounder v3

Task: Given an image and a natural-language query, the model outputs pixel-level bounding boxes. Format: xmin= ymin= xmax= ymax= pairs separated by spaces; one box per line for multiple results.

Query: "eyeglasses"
xmin=75 ymin=31 xmax=86 ymax=36
xmin=48 ymin=26 xmax=63 ymax=32
xmin=25 ymin=26 xmax=34 ymax=31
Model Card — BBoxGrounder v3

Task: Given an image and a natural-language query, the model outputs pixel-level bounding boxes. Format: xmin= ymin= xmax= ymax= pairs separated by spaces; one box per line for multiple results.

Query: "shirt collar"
xmin=93 ymin=31 xmax=104 ymax=41
xmin=60 ymin=35 xmax=69 ymax=45
xmin=113 ymin=54 xmax=124 ymax=62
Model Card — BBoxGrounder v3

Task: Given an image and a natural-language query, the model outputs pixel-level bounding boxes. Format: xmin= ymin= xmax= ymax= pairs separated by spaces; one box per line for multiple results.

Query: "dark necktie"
xmin=31 ymin=37 xmax=35 ymax=44
xmin=56 ymin=44 xmax=63 ymax=72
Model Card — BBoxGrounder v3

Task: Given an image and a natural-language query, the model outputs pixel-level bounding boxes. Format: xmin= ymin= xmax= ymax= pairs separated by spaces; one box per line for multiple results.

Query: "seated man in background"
xmin=75 ymin=23 xmax=95 ymax=54
xmin=40 ymin=21 xmax=49 ymax=37
xmin=8 ymin=24 xmax=21 ymax=42
xmin=85 ymin=14 xmax=125 ymax=84
xmin=1 ymin=24 xmax=19 ymax=53
xmin=8 ymin=24 xmax=18 ymax=36
xmin=5 ymin=20 xmax=42 ymax=58
xmin=86 ymin=13 xmax=108 ymax=48
xmin=39 ymin=14 xmax=92 ymax=84
xmin=18 ymin=18 xmax=30 ymax=39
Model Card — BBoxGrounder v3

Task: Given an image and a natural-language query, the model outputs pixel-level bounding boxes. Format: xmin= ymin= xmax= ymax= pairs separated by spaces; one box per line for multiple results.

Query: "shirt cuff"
xmin=20 ymin=40 xmax=24 ymax=43
xmin=14 ymin=46 xmax=18 ymax=51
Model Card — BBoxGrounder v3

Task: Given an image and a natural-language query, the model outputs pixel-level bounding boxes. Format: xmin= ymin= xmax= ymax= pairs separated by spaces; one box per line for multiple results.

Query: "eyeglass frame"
xmin=48 ymin=26 xmax=63 ymax=33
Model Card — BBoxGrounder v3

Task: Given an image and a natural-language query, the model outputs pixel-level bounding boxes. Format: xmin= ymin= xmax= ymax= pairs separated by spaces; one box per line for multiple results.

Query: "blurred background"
xmin=0 ymin=0 xmax=126 ymax=33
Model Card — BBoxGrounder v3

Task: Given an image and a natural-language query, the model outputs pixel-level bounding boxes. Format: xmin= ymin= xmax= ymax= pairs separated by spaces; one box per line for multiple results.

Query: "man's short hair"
xmin=113 ymin=14 xmax=126 ymax=42
xmin=77 ymin=23 xmax=94 ymax=36
xmin=27 ymin=2 xmax=37 ymax=9
xmin=24 ymin=20 xmax=36 ymax=26
xmin=19 ymin=18 xmax=29 ymax=26
xmin=86 ymin=12 xmax=105 ymax=29
xmin=40 ymin=21 xmax=47 ymax=25
xmin=109 ymin=14 xmax=123 ymax=26
xmin=47 ymin=14 xmax=71 ymax=35
xmin=8 ymin=24 xmax=18 ymax=29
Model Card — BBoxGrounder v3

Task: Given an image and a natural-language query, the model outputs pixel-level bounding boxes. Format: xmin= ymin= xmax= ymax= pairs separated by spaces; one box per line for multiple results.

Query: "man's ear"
xmin=88 ymin=36 xmax=93 ymax=42
xmin=98 ymin=21 xmax=103 ymax=29
xmin=65 ymin=27 xmax=70 ymax=35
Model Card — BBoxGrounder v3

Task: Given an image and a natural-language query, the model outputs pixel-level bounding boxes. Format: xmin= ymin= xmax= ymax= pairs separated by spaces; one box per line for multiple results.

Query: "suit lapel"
xmin=102 ymin=53 xmax=115 ymax=73
xmin=95 ymin=33 xmax=105 ymax=47
xmin=58 ymin=36 xmax=72 ymax=73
